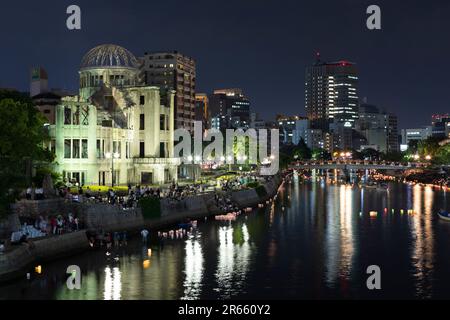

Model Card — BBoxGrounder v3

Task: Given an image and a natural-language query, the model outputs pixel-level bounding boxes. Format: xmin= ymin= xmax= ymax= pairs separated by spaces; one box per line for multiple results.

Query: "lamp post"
xmin=105 ymin=152 xmax=120 ymax=187
xmin=227 ymin=155 xmax=233 ymax=172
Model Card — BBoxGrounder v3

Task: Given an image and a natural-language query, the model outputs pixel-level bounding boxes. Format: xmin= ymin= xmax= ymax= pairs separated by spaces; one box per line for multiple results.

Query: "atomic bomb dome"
xmin=80 ymin=44 xmax=139 ymax=70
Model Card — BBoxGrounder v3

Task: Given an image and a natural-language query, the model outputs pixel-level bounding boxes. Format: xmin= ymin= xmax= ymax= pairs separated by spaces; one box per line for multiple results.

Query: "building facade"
xmin=209 ymin=88 xmax=250 ymax=130
xmin=276 ymin=115 xmax=308 ymax=145
xmin=194 ymin=93 xmax=209 ymax=129
xmin=44 ymin=44 xmax=180 ymax=186
xmin=140 ymin=51 xmax=196 ymax=131
xmin=356 ymin=104 xmax=399 ymax=153
xmin=305 ymin=57 xmax=359 ymax=130
xmin=401 ymin=127 xmax=433 ymax=146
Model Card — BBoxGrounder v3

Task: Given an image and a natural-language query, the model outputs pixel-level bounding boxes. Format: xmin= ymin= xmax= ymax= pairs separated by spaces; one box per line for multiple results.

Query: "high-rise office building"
xmin=276 ymin=114 xmax=308 ymax=145
xmin=305 ymin=56 xmax=359 ymax=130
xmin=209 ymin=88 xmax=250 ymax=130
xmin=431 ymin=114 xmax=450 ymax=138
xmin=140 ymin=51 xmax=196 ymax=131
xmin=357 ymin=104 xmax=399 ymax=153
xmin=195 ymin=93 xmax=209 ymax=129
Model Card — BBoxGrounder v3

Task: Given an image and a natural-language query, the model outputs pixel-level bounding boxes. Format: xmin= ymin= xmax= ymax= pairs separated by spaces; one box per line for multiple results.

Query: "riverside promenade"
xmin=0 ymin=175 xmax=284 ymax=282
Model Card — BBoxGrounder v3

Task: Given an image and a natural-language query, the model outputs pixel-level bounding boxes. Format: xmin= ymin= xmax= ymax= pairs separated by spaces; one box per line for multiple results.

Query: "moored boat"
xmin=437 ymin=210 xmax=450 ymax=221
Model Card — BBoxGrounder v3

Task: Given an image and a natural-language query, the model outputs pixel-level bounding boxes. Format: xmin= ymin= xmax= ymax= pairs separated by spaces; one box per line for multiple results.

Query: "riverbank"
xmin=0 ymin=175 xmax=283 ymax=283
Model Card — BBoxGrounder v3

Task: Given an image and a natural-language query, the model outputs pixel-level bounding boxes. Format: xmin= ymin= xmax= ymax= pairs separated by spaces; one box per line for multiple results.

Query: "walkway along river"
xmin=0 ymin=177 xmax=449 ymax=299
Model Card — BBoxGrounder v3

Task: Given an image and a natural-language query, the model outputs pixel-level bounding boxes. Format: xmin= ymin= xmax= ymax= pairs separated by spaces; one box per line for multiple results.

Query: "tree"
xmin=359 ymin=148 xmax=380 ymax=160
xmin=0 ymin=90 xmax=54 ymax=217
xmin=293 ymin=138 xmax=312 ymax=160
xmin=382 ymin=151 xmax=403 ymax=162
xmin=433 ymin=143 xmax=450 ymax=165
xmin=418 ymin=137 xmax=442 ymax=158
xmin=311 ymin=148 xmax=331 ymax=160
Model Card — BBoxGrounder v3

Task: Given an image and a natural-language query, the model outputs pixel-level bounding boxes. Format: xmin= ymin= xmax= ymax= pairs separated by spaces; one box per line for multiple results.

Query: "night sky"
xmin=0 ymin=0 xmax=449 ymax=129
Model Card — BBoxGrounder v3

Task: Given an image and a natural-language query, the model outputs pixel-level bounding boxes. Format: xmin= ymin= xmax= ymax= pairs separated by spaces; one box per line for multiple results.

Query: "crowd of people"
xmin=10 ymin=213 xmax=83 ymax=244
xmin=88 ymin=230 xmax=128 ymax=249
xmin=214 ymin=193 xmax=239 ymax=212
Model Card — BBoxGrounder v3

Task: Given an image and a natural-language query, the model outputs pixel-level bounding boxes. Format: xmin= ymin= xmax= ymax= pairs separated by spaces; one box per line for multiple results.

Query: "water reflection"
xmin=324 ymin=185 xmax=355 ymax=287
xmin=1 ymin=182 xmax=449 ymax=300
xmin=215 ymin=223 xmax=252 ymax=298
xmin=182 ymin=232 xmax=204 ymax=300
xmin=410 ymin=185 xmax=434 ymax=298
xmin=104 ymin=266 xmax=121 ymax=300
xmin=340 ymin=185 xmax=355 ymax=279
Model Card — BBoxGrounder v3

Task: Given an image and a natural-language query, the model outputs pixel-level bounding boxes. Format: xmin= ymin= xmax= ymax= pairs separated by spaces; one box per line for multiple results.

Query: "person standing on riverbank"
xmin=113 ymin=232 xmax=120 ymax=247
xmin=121 ymin=231 xmax=128 ymax=246
xmin=141 ymin=229 xmax=149 ymax=243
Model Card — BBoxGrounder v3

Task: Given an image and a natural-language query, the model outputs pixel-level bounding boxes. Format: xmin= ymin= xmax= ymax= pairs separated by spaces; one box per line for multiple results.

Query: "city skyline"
xmin=0 ymin=0 xmax=449 ymax=129
xmin=1 ymin=1 xmax=450 ymax=305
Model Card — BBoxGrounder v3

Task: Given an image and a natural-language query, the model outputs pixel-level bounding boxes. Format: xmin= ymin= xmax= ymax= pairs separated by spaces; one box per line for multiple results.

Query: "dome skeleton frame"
xmin=80 ymin=44 xmax=139 ymax=69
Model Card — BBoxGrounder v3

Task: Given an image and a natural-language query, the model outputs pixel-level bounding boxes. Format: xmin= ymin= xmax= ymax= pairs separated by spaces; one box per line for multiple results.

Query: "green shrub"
xmin=246 ymin=181 xmax=260 ymax=189
xmin=139 ymin=197 xmax=161 ymax=219
xmin=255 ymin=185 xmax=267 ymax=198
xmin=32 ymin=167 xmax=61 ymax=187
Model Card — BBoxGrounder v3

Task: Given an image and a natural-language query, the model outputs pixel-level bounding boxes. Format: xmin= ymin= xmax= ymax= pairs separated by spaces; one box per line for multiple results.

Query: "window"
xmin=64 ymin=139 xmax=71 ymax=158
xmin=73 ymin=106 xmax=80 ymax=125
xmin=160 ymin=142 xmax=166 ymax=158
xmin=72 ymin=139 xmax=80 ymax=158
xmin=51 ymin=140 xmax=56 ymax=154
xmin=160 ymin=115 xmax=165 ymax=130
xmin=96 ymin=140 xmax=102 ymax=158
xmin=64 ymin=107 xmax=71 ymax=125
xmin=113 ymin=141 xmax=121 ymax=158
xmin=140 ymin=95 xmax=145 ymax=105
xmin=126 ymin=141 xmax=130 ymax=159
xmin=140 ymin=114 xmax=145 ymax=130
xmin=82 ymin=139 xmax=88 ymax=159
xmin=139 ymin=142 xmax=145 ymax=158
xmin=81 ymin=106 xmax=89 ymax=125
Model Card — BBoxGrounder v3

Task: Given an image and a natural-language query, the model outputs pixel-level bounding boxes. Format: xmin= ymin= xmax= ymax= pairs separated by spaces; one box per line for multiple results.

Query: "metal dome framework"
xmin=80 ymin=44 xmax=139 ymax=69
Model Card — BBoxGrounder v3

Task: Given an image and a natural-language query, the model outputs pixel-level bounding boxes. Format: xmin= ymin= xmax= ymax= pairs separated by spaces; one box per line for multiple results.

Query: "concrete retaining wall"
xmin=11 ymin=198 xmax=84 ymax=219
xmin=85 ymin=204 xmax=144 ymax=233
xmin=231 ymin=189 xmax=260 ymax=207
xmin=0 ymin=214 xmax=20 ymax=240
xmin=0 ymin=231 xmax=89 ymax=282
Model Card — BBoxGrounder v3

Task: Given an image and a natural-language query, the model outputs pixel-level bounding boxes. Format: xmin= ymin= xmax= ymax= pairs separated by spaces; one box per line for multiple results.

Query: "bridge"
xmin=289 ymin=161 xmax=426 ymax=171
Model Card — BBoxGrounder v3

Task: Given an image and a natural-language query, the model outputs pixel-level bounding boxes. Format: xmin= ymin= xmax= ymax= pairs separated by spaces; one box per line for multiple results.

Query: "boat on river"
xmin=437 ymin=210 xmax=450 ymax=221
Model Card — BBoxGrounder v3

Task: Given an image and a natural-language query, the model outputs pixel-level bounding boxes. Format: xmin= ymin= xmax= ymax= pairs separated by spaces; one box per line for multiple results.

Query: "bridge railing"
xmin=290 ymin=161 xmax=426 ymax=168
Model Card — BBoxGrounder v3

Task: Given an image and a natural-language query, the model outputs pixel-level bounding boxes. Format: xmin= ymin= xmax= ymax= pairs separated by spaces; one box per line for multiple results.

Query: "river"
xmin=1 ymin=178 xmax=449 ymax=299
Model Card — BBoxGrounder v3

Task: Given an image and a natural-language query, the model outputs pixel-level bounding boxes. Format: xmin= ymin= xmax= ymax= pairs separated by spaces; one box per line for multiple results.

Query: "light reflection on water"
xmin=1 ymin=181 xmax=449 ymax=300
xmin=182 ymin=233 xmax=204 ymax=300
xmin=215 ymin=224 xmax=252 ymax=299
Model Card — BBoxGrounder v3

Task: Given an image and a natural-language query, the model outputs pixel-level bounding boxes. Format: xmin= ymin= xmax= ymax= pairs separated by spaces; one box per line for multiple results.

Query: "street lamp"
xmin=227 ymin=155 xmax=233 ymax=171
xmin=425 ymin=155 xmax=432 ymax=161
xmin=105 ymin=152 xmax=120 ymax=187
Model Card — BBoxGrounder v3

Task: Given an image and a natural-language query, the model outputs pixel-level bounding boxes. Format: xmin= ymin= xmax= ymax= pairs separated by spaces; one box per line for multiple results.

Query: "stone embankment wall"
xmin=11 ymin=198 xmax=83 ymax=218
xmin=0 ymin=231 xmax=89 ymax=282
